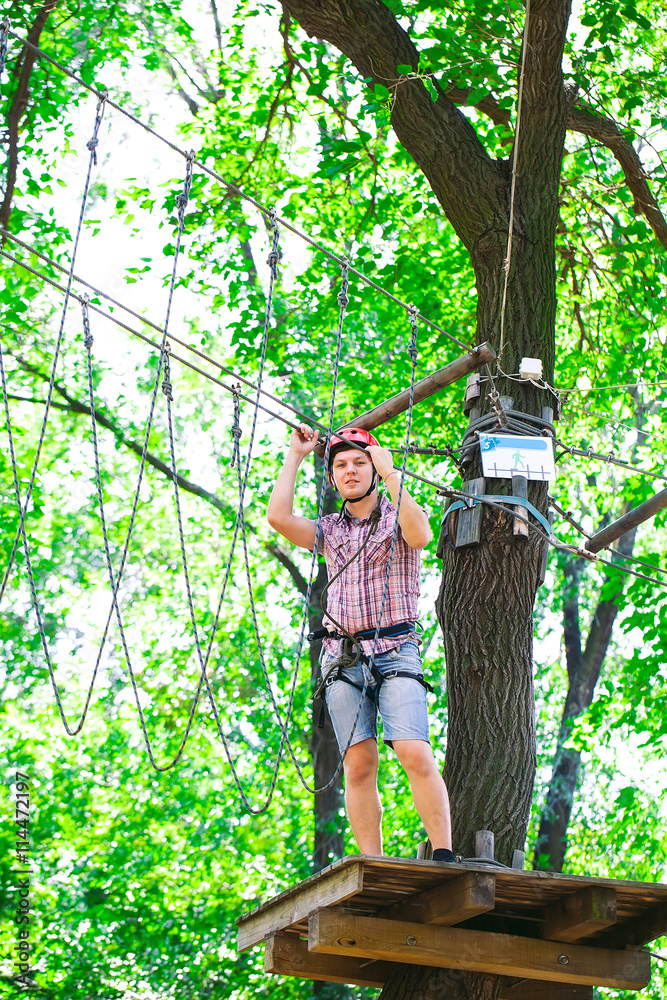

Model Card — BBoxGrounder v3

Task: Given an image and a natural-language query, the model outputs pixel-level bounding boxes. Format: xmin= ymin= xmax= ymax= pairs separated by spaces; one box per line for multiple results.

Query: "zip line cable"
xmin=0 ymin=245 xmax=459 ymax=496
xmin=0 ymin=228 xmax=334 ymax=434
xmin=554 ymin=439 xmax=667 ymax=484
xmin=3 ymin=25 xmax=475 ymax=356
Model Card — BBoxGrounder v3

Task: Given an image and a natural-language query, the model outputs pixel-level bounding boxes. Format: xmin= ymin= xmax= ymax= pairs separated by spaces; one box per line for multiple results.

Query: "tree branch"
xmin=281 ymin=0 xmax=503 ymax=250
xmin=568 ymin=105 xmax=667 ymax=251
xmin=7 ymin=356 xmax=308 ymax=594
xmin=0 ymin=0 xmax=60 ymax=234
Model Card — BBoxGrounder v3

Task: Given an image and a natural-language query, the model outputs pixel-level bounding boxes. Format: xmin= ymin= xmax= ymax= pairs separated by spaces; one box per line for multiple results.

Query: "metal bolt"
xmin=558 ymin=954 xmax=569 ymax=965
xmin=406 ymin=936 xmax=417 ymax=946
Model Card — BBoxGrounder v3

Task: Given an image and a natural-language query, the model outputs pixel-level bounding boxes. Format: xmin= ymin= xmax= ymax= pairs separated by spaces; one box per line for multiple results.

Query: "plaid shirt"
xmin=318 ymin=493 xmax=422 ymax=657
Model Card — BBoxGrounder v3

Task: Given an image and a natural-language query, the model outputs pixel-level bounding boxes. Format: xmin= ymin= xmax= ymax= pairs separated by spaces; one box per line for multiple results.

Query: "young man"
xmin=267 ymin=424 xmax=454 ymax=861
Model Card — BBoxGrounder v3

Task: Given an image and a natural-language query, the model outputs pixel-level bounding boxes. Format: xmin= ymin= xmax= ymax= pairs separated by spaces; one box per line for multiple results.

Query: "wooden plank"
xmin=237 ymin=861 xmax=364 ymax=952
xmin=330 ymin=342 xmax=496 ymax=438
xmin=308 ymin=909 xmax=651 ymax=990
xmin=455 ymin=478 xmax=486 ymax=548
xmin=499 ymin=980 xmax=592 ymax=1000
xmin=542 ymin=887 xmax=617 ymax=943
xmin=385 ymin=872 xmax=495 ymax=926
xmin=265 ymin=932 xmax=394 ymax=987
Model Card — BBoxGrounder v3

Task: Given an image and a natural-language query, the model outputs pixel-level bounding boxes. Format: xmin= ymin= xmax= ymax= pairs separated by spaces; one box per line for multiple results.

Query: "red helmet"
xmin=327 ymin=427 xmax=379 ymax=488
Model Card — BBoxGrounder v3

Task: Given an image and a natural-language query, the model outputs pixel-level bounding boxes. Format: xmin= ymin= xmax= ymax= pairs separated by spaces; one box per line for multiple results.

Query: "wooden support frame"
xmin=237 ymin=861 xmax=364 ymax=952
xmin=308 ymin=908 xmax=651 ymax=990
xmin=499 ymin=981 xmax=592 ymax=1000
xmin=264 ymin=934 xmax=595 ymax=998
xmin=264 ymin=931 xmax=396 ymax=987
xmin=385 ymin=871 xmax=496 ymax=925
xmin=542 ymin=886 xmax=617 ymax=943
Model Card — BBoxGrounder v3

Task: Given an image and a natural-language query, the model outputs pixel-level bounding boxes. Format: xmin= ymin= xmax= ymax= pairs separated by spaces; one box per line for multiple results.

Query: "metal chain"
xmin=0 ymin=91 xmax=108 ymax=603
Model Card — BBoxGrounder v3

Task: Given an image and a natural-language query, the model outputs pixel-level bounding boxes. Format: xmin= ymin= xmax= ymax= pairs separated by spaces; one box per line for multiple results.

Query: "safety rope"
xmin=0 ymin=231 xmax=485 ymax=488
xmin=234 ymin=259 xmax=359 ymax=795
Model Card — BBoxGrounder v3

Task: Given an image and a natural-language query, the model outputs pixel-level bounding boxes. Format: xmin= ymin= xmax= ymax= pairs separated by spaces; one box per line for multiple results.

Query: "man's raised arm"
xmin=267 ymin=424 xmax=320 ymax=550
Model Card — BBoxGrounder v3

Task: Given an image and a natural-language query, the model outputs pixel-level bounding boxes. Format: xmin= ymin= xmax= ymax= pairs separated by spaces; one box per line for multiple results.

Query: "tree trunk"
xmin=310 ymin=560 xmax=345 ymax=872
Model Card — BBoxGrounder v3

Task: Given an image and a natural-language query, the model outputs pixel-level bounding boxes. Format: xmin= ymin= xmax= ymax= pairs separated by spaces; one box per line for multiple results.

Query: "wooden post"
xmin=585 ymin=489 xmax=667 ymax=553
xmin=316 ymin=343 xmax=496 ymax=452
xmin=455 ymin=477 xmax=486 ymax=548
xmin=512 ymin=474 xmax=529 ymax=538
xmin=512 ymin=850 xmax=526 ymax=870
xmin=476 ymin=830 xmax=495 ymax=860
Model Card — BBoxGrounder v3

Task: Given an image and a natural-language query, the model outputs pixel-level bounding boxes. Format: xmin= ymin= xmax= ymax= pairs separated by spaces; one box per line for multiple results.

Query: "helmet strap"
xmin=338 ymin=471 xmax=377 ymax=518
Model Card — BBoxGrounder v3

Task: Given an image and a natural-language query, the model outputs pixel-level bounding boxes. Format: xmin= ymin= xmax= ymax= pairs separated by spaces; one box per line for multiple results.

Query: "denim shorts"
xmin=322 ymin=640 xmax=430 ymax=750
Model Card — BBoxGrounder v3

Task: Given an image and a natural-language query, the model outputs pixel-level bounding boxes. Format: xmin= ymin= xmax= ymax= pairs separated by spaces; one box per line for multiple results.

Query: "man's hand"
xmin=366 ymin=444 xmax=395 ymax=482
xmin=289 ymin=423 xmax=319 ymax=462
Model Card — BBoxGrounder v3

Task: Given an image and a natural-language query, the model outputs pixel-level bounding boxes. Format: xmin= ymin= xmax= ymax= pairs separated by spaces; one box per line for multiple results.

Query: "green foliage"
xmin=1 ymin=0 xmax=666 ymax=996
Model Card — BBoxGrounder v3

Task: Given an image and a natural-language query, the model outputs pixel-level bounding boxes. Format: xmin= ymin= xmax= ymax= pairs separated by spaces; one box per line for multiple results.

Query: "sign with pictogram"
xmin=478 ymin=433 xmax=556 ymax=481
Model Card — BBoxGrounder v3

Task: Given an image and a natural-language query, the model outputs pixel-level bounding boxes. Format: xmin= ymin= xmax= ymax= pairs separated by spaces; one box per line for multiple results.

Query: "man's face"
xmin=331 ymin=448 xmax=374 ymax=498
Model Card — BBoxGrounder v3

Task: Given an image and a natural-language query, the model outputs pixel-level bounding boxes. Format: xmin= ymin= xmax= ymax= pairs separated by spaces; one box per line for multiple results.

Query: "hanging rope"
xmin=0 ymin=90 xmax=107 ymax=604
xmin=498 ymin=0 xmax=531 ymax=361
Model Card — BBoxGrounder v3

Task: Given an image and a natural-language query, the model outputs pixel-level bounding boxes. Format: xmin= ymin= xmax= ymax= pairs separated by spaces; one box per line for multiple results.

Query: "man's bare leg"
xmin=393 ymin=739 xmax=452 ymax=850
xmin=343 ymin=738 xmax=382 ymax=854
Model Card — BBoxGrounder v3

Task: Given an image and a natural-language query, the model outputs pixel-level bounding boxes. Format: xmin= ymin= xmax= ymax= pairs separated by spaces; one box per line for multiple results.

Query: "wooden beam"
xmin=542 ymin=887 xmax=617 ymax=943
xmin=265 ymin=931 xmax=395 ymax=987
xmin=611 ymin=901 xmax=667 ymax=948
xmin=585 ymin=489 xmax=667 ymax=553
xmin=315 ymin=342 xmax=496 ymax=451
xmin=385 ymin=872 xmax=496 ymax=926
xmin=499 ymin=980 xmax=593 ymax=1000
xmin=237 ymin=861 xmax=364 ymax=952
xmin=308 ymin=909 xmax=650 ymax=990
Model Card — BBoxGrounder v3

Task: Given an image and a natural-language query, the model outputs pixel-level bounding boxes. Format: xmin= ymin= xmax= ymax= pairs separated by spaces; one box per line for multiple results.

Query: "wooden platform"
xmin=237 ymin=855 xmax=667 ymax=994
